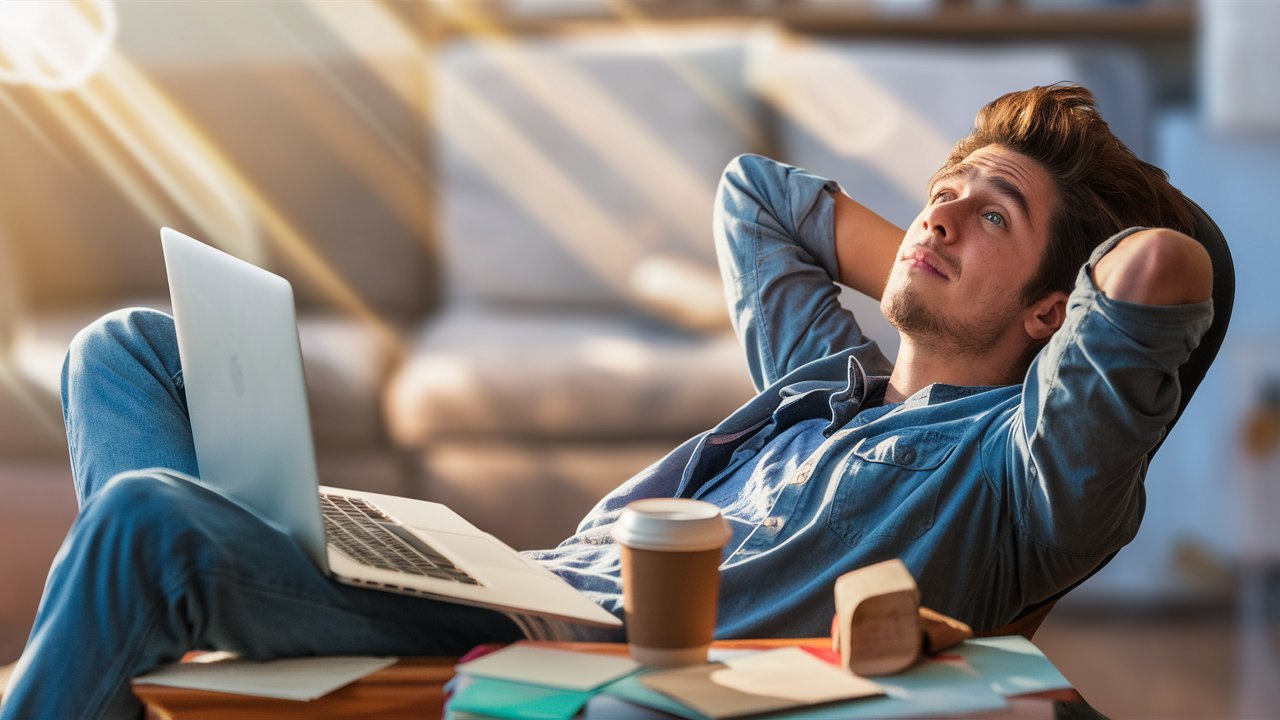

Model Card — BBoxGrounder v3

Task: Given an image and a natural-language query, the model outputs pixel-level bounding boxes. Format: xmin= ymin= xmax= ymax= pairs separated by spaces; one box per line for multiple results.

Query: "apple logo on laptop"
xmin=229 ymin=354 xmax=245 ymax=398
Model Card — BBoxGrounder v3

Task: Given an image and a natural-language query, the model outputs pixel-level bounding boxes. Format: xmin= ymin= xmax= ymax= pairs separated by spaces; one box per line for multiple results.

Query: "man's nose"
xmin=921 ymin=203 xmax=957 ymax=244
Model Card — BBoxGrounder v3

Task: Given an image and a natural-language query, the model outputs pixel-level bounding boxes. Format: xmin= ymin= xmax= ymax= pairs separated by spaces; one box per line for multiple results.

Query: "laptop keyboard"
xmin=320 ymin=494 xmax=480 ymax=585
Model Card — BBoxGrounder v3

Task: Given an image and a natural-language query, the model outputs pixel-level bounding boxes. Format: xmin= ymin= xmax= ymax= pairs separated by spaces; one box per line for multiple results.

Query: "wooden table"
xmin=135 ymin=657 xmax=453 ymax=719
xmin=134 ymin=640 xmax=1094 ymax=719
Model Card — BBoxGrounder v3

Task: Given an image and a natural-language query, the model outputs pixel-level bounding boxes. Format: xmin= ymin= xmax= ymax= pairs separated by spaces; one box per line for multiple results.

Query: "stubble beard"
xmin=882 ymin=280 xmax=1015 ymax=358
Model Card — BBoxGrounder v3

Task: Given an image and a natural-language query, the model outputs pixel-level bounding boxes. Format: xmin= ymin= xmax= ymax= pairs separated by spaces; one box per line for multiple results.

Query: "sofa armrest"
xmin=629 ymin=255 xmax=731 ymax=333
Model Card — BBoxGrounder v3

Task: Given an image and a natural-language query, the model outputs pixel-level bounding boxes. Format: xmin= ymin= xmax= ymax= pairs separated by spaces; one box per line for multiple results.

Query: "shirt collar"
xmin=900 ymin=382 xmax=1011 ymax=410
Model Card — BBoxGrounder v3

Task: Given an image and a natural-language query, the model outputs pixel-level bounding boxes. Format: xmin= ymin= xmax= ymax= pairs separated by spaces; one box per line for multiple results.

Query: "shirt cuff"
xmin=786 ymin=170 xmax=843 ymax=282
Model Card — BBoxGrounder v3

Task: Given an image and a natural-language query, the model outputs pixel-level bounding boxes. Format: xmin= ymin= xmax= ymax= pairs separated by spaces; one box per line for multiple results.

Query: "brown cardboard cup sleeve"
xmin=612 ymin=499 xmax=730 ymax=668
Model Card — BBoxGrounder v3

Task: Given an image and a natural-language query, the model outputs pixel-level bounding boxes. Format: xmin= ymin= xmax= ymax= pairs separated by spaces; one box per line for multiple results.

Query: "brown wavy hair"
xmin=934 ymin=83 xmax=1194 ymax=304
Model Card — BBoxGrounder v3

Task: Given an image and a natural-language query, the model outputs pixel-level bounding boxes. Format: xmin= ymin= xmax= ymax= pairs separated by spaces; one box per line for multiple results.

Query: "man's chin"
xmin=882 ymin=287 xmax=936 ymax=336
xmin=883 ymin=289 xmax=1005 ymax=355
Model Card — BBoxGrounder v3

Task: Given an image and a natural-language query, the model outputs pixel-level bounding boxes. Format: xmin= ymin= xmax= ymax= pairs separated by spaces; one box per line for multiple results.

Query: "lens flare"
xmin=0 ymin=0 xmax=117 ymax=91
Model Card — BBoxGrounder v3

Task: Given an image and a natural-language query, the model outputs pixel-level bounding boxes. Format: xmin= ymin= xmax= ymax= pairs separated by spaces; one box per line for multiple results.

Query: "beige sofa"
xmin=0 ymin=11 xmax=1151 ymax=659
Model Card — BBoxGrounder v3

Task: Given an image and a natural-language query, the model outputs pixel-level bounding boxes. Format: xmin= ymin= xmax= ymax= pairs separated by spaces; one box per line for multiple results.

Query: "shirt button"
xmin=900 ymin=448 xmax=917 ymax=464
xmin=763 ymin=517 xmax=783 ymax=530
xmin=791 ymin=467 xmax=811 ymax=485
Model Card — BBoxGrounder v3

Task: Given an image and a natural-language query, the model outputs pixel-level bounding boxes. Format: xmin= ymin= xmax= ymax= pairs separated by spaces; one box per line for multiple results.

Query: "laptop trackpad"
xmin=429 ymin=532 xmax=535 ymax=573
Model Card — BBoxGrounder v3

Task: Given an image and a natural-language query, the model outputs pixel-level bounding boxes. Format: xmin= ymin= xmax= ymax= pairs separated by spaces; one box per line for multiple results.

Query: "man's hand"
xmin=832 ymin=192 xmax=904 ymax=301
xmin=1091 ymin=228 xmax=1213 ymax=306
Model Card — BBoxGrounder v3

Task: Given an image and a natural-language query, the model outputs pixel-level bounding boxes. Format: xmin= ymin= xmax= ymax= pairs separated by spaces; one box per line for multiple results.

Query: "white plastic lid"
xmin=611 ymin=499 xmax=731 ymax=552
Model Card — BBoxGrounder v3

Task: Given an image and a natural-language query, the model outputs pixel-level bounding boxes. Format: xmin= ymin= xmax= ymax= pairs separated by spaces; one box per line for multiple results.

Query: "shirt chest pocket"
xmin=827 ymin=431 xmax=957 ymax=548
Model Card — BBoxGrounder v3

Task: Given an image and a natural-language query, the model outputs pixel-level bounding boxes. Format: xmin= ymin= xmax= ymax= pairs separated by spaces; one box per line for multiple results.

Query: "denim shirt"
xmin=524 ymin=154 xmax=1213 ymax=638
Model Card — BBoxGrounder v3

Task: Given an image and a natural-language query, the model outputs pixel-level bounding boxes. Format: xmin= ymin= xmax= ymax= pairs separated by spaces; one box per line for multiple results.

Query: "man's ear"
xmin=1023 ymin=291 xmax=1068 ymax=341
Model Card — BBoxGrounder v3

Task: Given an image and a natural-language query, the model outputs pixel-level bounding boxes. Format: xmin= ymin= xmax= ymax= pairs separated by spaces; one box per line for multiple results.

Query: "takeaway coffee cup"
xmin=611 ymin=498 xmax=730 ymax=668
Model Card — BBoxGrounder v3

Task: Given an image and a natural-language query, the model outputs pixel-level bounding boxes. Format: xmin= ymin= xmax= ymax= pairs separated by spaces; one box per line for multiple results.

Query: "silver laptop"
xmin=160 ymin=227 xmax=620 ymax=629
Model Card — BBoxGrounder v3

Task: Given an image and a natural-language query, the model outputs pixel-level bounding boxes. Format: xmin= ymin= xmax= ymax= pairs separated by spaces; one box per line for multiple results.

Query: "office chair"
xmin=978 ymin=201 xmax=1237 ymax=640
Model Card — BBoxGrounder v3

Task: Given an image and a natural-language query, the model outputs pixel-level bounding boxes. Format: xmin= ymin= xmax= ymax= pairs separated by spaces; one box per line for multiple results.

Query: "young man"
xmin=2 ymin=84 xmax=1212 ymax=718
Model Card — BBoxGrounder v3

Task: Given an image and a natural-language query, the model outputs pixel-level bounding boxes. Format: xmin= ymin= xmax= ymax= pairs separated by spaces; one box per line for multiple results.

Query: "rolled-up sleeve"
xmin=714 ymin=154 xmax=887 ymax=391
xmin=999 ymin=228 xmax=1214 ymax=556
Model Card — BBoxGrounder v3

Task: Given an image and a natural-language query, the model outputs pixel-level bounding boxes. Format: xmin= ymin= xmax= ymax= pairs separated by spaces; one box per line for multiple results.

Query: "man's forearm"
xmin=714 ymin=154 xmax=881 ymax=389
xmin=1091 ymin=227 xmax=1213 ymax=306
xmin=832 ymin=191 xmax=903 ymax=302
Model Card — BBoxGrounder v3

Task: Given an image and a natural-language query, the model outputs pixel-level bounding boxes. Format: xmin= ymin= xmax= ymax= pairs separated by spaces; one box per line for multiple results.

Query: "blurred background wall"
xmin=1 ymin=1 xmax=1276 ymax=716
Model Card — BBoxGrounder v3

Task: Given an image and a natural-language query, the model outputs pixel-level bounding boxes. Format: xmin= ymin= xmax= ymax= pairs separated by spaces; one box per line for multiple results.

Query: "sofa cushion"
xmin=435 ymin=31 xmax=765 ymax=312
xmin=384 ymin=310 xmax=756 ymax=445
xmin=627 ymin=253 xmax=732 ymax=332
xmin=295 ymin=315 xmax=399 ymax=449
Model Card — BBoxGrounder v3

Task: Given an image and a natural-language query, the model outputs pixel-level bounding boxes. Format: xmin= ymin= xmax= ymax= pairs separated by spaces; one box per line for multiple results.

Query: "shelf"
xmin=423 ymin=2 xmax=1195 ymax=40
xmin=775 ymin=4 xmax=1195 ymax=38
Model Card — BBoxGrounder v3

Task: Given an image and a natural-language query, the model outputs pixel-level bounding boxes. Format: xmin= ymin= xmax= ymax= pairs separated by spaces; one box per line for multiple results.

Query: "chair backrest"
xmin=978 ymin=200 xmax=1236 ymax=640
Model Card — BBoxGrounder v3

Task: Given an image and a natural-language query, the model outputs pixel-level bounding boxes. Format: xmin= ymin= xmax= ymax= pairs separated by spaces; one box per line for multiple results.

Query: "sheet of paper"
xmin=610 ymin=654 xmax=1008 ymax=720
xmin=953 ymin=635 xmax=1072 ymax=696
xmin=641 ymin=648 xmax=882 ymax=719
xmin=600 ymin=673 xmax=704 ymax=720
xmin=584 ymin=693 xmax=687 ymax=719
xmin=643 ymin=663 xmax=797 ymax=719
xmin=131 ymin=655 xmax=397 ymax=701
xmin=456 ymin=643 xmax=641 ymax=691
xmin=450 ymin=675 xmax=593 ymax=720
xmin=765 ymin=658 xmax=1008 ymax=720
xmin=716 ymin=647 xmax=882 ymax=703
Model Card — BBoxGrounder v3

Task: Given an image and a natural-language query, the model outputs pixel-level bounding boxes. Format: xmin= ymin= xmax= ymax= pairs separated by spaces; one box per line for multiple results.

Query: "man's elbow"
xmin=719 ymin=153 xmax=765 ymax=189
xmin=1092 ymin=228 xmax=1213 ymax=305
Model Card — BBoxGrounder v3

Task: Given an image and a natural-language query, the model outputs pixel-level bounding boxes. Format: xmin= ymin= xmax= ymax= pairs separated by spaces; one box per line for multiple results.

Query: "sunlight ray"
xmin=250 ymin=1 xmax=468 ymax=259
xmin=296 ymin=0 xmax=426 ymax=106
xmin=102 ymin=54 xmax=410 ymax=358
xmin=438 ymin=2 xmax=721 ymax=249
xmin=442 ymin=75 xmax=644 ymax=288
xmin=606 ymin=0 xmax=768 ymax=150
xmin=12 ymin=49 xmax=410 ymax=359
xmin=84 ymin=55 xmax=261 ymax=264
xmin=0 ymin=355 xmax=66 ymax=442
xmin=261 ymin=2 xmax=430 ymax=173
xmin=29 ymin=85 xmax=173 ymax=231
xmin=750 ymin=32 xmax=952 ymax=201
xmin=254 ymin=2 xmax=436 ymax=242
xmin=0 ymin=85 xmax=79 ymax=174
xmin=0 ymin=0 xmax=116 ymax=91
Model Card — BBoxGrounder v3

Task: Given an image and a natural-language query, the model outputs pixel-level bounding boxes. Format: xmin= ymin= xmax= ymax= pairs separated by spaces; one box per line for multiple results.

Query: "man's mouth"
xmin=904 ymin=248 xmax=953 ymax=280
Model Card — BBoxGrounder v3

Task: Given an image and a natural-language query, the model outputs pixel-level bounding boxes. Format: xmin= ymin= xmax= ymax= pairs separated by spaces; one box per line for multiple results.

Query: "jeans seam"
xmin=83 ymin=591 xmax=169 ymax=717
xmin=750 ymin=211 xmax=778 ymax=385
xmin=87 ymin=561 xmax=210 ymax=715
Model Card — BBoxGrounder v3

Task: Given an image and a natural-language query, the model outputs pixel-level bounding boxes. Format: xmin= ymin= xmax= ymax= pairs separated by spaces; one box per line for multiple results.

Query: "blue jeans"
xmin=1 ymin=309 xmax=523 ymax=719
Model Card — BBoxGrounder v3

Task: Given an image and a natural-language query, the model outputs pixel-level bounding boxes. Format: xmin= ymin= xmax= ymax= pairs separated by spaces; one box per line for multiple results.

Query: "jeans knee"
xmin=97 ymin=468 xmax=208 ymax=517
xmin=63 ymin=308 xmax=180 ymax=404
xmin=67 ymin=308 xmax=175 ymax=368
xmin=76 ymin=471 xmax=206 ymax=562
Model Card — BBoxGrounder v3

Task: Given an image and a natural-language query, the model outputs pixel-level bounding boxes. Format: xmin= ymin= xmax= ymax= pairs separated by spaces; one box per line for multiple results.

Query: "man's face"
xmin=880 ymin=144 xmax=1059 ymax=355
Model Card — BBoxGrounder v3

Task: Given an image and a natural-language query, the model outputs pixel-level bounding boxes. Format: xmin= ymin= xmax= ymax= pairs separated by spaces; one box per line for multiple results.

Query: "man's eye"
xmin=931 ymin=190 xmax=952 ymax=203
xmin=983 ymin=211 xmax=1005 ymax=227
